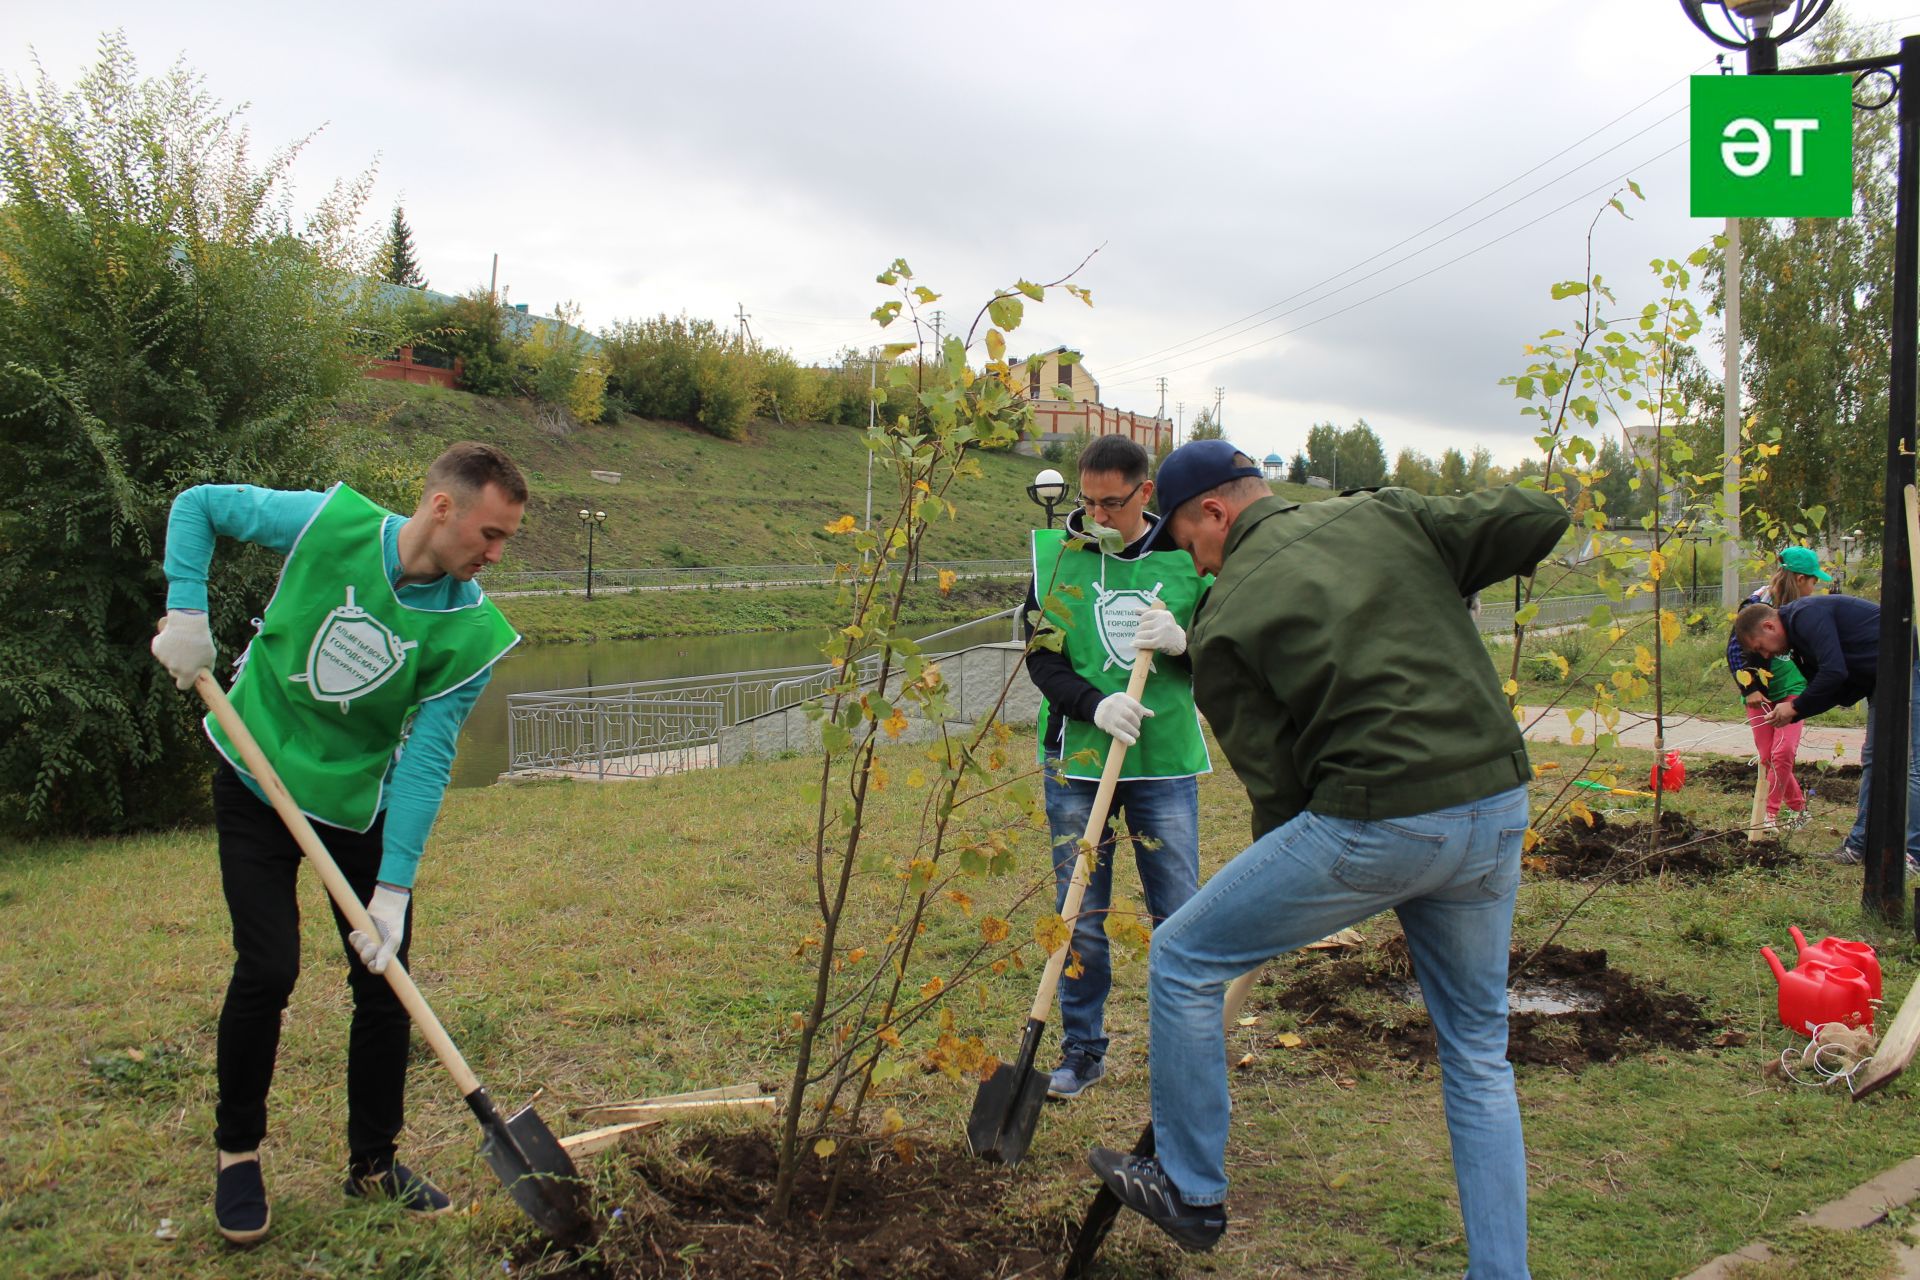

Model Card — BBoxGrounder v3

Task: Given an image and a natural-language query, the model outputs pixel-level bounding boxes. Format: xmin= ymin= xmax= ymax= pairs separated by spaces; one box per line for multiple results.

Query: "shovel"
xmin=1060 ymin=968 xmax=1260 ymax=1280
xmin=192 ymin=669 xmax=595 ymax=1247
xmin=967 ymin=631 xmax=1156 ymax=1166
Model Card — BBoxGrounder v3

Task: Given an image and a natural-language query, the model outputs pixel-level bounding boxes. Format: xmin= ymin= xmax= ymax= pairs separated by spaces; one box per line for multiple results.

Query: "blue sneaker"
xmin=1086 ymin=1147 xmax=1227 ymax=1252
xmin=214 ymin=1157 xmax=271 ymax=1245
xmin=1047 ymin=1050 xmax=1106 ymax=1100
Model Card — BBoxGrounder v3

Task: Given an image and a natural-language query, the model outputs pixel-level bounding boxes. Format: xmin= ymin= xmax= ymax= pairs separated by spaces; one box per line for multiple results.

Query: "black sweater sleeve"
xmin=1022 ymin=576 xmax=1105 ymax=723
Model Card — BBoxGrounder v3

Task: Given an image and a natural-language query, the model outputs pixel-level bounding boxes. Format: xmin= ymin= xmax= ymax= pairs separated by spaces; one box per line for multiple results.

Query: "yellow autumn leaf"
xmin=882 ymin=709 xmax=909 ymax=739
xmin=1522 ymin=827 xmax=1541 ymax=853
xmin=1660 ymin=609 xmax=1680 ymax=645
xmin=1275 ymin=1032 xmax=1305 ymax=1049
xmin=1647 ymin=549 xmax=1666 ymax=580
xmin=1608 ymin=626 xmax=1626 ymax=642
xmin=1569 ymin=798 xmax=1595 ymax=827
xmin=880 ymin=1107 xmax=905 ymax=1136
xmin=845 ymin=947 xmax=868 ymax=965
xmin=814 ymin=1138 xmax=837 ymax=1158
xmin=892 ymin=1135 xmax=918 ymax=1165
xmin=919 ymin=975 xmax=945 ymax=1000
xmin=938 ymin=568 xmax=957 ymax=595
xmin=1034 ymin=912 xmax=1072 ymax=954
xmin=1552 ymin=653 xmax=1570 ymax=678
xmin=1634 ymin=645 xmax=1655 ymax=675
xmin=876 ymin=1024 xmax=901 ymax=1047
xmin=1503 ymin=678 xmax=1519 ymax=697
xmin=980 ymin=915 xmax=1010 ymax=944
xmin=945 ymin=888 xmax=974 ymax=916
xmin=824 ymin=515 xmax=857 ymax=534
xmin=1570 ymin=726 xmax=1585 ymax=745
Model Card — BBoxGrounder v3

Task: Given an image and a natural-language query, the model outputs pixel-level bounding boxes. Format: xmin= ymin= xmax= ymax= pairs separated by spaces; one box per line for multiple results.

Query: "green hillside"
xmin=321 ymin=381 xmax=1330 ymax=573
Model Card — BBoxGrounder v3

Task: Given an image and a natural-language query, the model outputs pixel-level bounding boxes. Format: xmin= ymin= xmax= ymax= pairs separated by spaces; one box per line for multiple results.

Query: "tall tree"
xmin=1288 ymin=450 xmax=1309 ymax=484
xmin=1393 ymin=447 xmax=1438 ymax=493
xmin=380 ymin=203 xmax=428 ymax=289
xmin=1304 ymin=421 xmax=1342 ymax=481
xmin=1336 ymin=419 xmax=1387 ymax=488
xmin=1438 ymin=447 xmax=1468 ymax=493
xmin=0 ymin=36 xmax=376 ymax=833
xmin=1187 ymin=404 xmax=1223 ymax=440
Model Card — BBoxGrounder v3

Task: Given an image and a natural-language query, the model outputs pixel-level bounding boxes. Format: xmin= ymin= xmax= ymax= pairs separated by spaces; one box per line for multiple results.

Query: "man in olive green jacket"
xmin=1089 ymin=441 xmax=1567 ymax=1280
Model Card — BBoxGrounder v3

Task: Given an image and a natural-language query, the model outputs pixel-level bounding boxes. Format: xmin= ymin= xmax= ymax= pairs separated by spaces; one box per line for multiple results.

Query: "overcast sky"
xmin=9 ymin=1 xmax=1920 ymax=466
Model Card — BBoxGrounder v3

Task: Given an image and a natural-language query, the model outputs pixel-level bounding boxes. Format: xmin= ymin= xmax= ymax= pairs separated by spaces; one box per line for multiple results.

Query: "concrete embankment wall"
xmin=718 ymin=642 xmax=1040 ymax=764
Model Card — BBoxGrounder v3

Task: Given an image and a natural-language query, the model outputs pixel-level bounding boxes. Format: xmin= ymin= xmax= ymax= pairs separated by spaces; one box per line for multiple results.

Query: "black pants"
xmin=212 ymin=765 xmax=414 ymax=1174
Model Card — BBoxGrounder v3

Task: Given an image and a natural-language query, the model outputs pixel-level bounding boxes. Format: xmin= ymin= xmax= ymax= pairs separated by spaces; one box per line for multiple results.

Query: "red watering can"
xmin=1788 ymin=926 xmax=1882 ymax=1001
xmin=1650 ymin=750 xmax=1686 ymax=794
xmin=1761 ymin=945 xmax=1874 ymax=1036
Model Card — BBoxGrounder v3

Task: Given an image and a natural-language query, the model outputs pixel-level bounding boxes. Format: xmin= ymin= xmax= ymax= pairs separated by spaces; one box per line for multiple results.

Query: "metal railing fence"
xmin=485 ymin=558 xmax=1029 ymax=596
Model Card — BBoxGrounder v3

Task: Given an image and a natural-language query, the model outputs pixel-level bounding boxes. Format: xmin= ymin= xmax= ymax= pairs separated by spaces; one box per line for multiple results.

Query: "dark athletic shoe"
xmin=1830 ymin=842 xmax=1864 ymax=866
xmin=215 ymin=1158 xmax=271 ymax=1245
xmin=345 ymin=1163 xmax=454 ymax=1214
xmin=1086 ymin=1147 xmax=1227 ymax=1252
xmin=1048 ymin=1050 xmax=1107 ymax=1100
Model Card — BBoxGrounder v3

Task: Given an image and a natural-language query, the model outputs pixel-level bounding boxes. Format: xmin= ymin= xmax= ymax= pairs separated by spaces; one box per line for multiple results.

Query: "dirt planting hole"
xmin=511 ymin=1130 xmax=1086 ymax=1279
xmin=1533 ymin=809 xmax=1798 ymax=879
xmin=1255 ymin=942 xmax=1719 ymax=1073
xmin=1689 ymin=758 xmax=1861 ymax=806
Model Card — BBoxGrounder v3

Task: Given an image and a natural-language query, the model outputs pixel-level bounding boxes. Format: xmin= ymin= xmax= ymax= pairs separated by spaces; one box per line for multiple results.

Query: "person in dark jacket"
xmin=1735 ymin=594 xmax=1920 ymax=866
xmin=1086 ymin=440 xmax=1566 ymax=1279
xmin=1021 ymin=434 xmax=1210 ymax=1101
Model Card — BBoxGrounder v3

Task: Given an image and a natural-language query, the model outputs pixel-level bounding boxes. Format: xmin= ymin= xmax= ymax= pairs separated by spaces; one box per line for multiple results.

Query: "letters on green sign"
xmin=1690 ymin=75 xmax=1853 ymax=218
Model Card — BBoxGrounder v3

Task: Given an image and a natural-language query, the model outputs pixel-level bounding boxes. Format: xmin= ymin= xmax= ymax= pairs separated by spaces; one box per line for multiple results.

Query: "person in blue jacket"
xmin=1735 ymin=593 xmax=1920 ymax=869
xmin=148 ymin=443 xmax=525 ymax=1244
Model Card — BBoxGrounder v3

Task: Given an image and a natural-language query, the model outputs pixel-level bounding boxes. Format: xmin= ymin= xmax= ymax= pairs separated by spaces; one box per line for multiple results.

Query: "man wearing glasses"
xmin=1022 ymin=434 xmax=1212 ymax=1102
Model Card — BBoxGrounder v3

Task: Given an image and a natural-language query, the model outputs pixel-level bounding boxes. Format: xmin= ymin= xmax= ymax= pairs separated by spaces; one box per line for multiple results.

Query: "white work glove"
xmin=150 ymin=609 xmax=216 ymax=690
xmin=1093 ymin=692 xmax=1153 ymax=746
xmin=349 ymin=885 xmax=410 ymax=974
xmin=1133 ymin=607 xmax=1187 ymax=656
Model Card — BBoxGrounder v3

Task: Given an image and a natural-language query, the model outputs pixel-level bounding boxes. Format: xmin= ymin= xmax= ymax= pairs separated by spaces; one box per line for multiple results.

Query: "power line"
xmin=1107 ymin=139 xmax=1689 ymax=387
xmin=1098 ymin=59 xmax=1713 ymax=383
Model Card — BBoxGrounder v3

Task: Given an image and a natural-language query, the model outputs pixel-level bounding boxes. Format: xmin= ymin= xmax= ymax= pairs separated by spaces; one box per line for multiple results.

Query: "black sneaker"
xmin=1086 ymin=1147 xmax=1227 ymax=1252
xmin=215 ymin=1158 xmax=271 ymax=1245
xmin=345 ymin=1163 xmax=454 ymax=1214
xmin=1048 ymin=1050 xmax=1107 ymax=1100
xmin=1831 ymin=843 xmax=1865 ymax=866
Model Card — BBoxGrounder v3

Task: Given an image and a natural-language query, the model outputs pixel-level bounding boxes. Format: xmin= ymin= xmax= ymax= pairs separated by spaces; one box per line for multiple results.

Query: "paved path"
xmin=1517 ymin=704 xmax=1865 ymax=764
xmin=1681 ymin=1155 xmax=1920 ymax=1277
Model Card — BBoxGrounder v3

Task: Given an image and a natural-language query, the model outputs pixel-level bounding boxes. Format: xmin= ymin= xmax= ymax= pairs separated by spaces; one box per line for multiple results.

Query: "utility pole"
xmin=1214 ymin=386 xmax=1225 ymax=433
xmin=488 ymin=253 xmax=499 ymax=301
xmin=1176 ymin=401 xmax=1184 ymax=448
xmin=1156 ymin=375 xmax=1168 ymax=422
xmin=930 ymin=309 xmax=945 ymax=353
xmin=735 ymin=302 xmax=752 ymax=350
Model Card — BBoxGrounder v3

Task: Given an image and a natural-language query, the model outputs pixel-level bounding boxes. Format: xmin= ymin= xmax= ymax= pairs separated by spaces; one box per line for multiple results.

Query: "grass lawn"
xmin=3 ymin=733 xmax=1916 ymax=1278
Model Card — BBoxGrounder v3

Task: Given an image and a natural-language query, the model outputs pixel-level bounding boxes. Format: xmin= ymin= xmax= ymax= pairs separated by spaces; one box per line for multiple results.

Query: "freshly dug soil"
xmin=515 ymin=1130 xmax=1079 ymax=1279
xmin=1534 ymin=809 xmax=1797 ymax=878
xmin=1257 ymin=943 xmax=1719 ymax=1073
xmin=1690 ymin=758 xmax=1863 ymax=806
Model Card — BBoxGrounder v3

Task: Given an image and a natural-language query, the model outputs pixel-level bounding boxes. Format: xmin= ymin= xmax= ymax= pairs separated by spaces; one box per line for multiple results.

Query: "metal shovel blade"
xmin=469 ymin=1089 xmax=595 ymax=1248
xmin=966 ymin=1017 xmax=1051 ymax=1166
xmin=1060 ymin=1122 xmax=1154 ymax=1279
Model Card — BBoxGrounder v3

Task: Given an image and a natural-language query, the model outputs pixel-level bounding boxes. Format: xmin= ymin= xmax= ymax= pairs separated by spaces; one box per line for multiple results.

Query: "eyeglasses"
xmin=1077 ymin=481 xmax=1145 ymax=512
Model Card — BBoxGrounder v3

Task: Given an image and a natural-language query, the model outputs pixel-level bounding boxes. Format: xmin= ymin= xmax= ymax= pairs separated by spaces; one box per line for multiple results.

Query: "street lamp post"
xmin=1027 ymin=468 xmax=1068 ymax=530
xmin=1681 ymin=0 xmax=1916 ymax=922
xmin=1841 ymin=531 xmax=1856 ymax=591
xmin=578 ymin=508 xmax=607 ymax=600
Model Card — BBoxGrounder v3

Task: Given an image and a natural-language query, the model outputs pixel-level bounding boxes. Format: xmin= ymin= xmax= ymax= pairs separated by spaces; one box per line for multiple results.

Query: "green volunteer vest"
xmin=206 ymin=483 xmax=520 ymax=832
xmin=1032 ymin=527 xmax=1211 ymax=781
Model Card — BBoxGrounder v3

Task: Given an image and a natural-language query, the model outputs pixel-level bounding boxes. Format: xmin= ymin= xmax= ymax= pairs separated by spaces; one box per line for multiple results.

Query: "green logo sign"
xmin=1691 ymin=75 xmax=1853 ymax=217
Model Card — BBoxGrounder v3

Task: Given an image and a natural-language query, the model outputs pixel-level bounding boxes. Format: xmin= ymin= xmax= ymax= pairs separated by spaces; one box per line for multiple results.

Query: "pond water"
xmin=451 ymin=613 xmax=1018 ymax=787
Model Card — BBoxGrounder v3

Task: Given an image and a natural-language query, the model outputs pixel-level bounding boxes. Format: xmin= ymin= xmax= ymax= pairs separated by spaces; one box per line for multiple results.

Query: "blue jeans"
xmin=1846 ymin=654 xmax=1920 ymax=856
xmin=1149 ymin=785 xmax=1532 ymax=1280
xmin=1044 ymin=770 xmax=1201 ymax=1061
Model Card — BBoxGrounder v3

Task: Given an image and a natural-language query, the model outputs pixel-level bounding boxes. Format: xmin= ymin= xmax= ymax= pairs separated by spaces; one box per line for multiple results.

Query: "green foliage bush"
xmin=0 ymin=36 xmax=375 ymax=835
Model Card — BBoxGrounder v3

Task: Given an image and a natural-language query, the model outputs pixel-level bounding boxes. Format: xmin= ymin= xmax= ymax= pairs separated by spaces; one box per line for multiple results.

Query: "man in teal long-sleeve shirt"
xmin=150 ymin=442 xmax=524 ymax=1244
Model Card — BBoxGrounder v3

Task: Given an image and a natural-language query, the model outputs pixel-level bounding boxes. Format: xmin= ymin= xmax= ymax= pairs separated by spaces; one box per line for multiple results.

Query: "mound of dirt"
xmin=1690 ymin=757 xmax=1862 ymax=806
xmin=1260 ymin=943 xmax=1719 ymax=1073
xmin=517 ymin=1131 xmax=1071 ymax=1279
xmin=1534 ymin=809 xmax=1797 ymax=878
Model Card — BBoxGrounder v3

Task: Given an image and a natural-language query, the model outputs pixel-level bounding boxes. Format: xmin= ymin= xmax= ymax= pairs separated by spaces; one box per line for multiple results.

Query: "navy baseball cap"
xmin=1154 ymin=439 xmax=1263 ymax=519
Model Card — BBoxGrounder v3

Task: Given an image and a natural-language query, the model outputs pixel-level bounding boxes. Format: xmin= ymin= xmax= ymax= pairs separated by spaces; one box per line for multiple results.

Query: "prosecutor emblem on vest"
xmin=293 ymin=586 xmax=418 ymax=711
xmin=1092 ymin=581 xmax=1163 ymax=671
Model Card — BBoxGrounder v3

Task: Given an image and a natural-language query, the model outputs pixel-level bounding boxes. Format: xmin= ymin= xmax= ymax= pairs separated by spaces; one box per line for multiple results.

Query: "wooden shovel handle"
xmin=193 ymin=669 xmax=485 ymax=1098
xmin=1027 ymin=619 xmax=1160 ymax=1023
